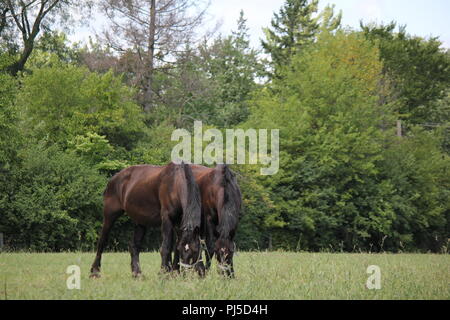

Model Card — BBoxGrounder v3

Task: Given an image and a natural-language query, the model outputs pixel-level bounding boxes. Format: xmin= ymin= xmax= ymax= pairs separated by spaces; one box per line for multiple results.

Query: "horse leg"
xmin=204 ymin=219 xmax=215 ymax=270
xmin=172 ymin=249 xmax=180 ymax=273
xmin=90 ymin=207 xmax=123 ymax=278
xmin=160 ymin=217 xmax=174 ymax=273
xmin=228 ymin=260 xmax=235 ymax=278
xmin=129 ymin=224 xmax=146 ymax=278
xmin=172 ymin=229 xmax=181 ymax=272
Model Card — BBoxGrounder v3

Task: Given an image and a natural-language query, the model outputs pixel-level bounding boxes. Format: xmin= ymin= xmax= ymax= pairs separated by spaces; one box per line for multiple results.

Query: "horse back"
xmin=103 ymin=163 xmax=200 ymax=228
xmin=103 ymin=165 xmax=165 ymax=226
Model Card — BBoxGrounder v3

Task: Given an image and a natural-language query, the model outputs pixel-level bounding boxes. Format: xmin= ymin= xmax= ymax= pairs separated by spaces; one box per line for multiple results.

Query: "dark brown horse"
xmin=90 ymin=161 xmax=205 ymax=278
xmin=190 ymin=164 xmax=242 ymax=277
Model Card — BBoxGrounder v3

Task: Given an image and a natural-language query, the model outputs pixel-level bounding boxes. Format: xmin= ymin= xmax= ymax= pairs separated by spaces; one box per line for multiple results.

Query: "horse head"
xmin=214 ymin=237 xmax=235 ymax=277
xmin=177 ymin=226 xmax=205 ymax=276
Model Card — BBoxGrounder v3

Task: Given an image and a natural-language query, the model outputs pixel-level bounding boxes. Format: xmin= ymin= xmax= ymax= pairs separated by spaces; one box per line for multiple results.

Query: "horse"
xmin=90 ymin=161 xmax=205 ymax=278
xmin=189 ymin=164 xmax=242 ymax=277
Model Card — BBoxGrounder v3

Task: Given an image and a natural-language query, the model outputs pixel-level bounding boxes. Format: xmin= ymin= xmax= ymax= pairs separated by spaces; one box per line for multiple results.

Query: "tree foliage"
xmin=361 ymin=22 xmax=450 ymax=124
xmin=0 ymin=1 xmax=449 ymax=253
xmin=0 ymin=0 xmax=91 ymax=75
xmin=262 ymin=0 xmax=341 ymax=77
xmin=18 ymin=64 xmax=145 ymax=151
xmin=246 ymin=31 xmax=449 ymax=252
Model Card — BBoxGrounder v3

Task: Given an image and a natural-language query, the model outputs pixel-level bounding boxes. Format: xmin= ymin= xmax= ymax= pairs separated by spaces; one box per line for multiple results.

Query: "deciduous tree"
xmin=1 ymin=0 xmax=91 ymax=75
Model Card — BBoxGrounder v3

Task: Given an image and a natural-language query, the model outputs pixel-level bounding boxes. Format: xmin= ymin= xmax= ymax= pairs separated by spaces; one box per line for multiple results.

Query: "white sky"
xmin=68 ymin=0 xmax=450 ymax=49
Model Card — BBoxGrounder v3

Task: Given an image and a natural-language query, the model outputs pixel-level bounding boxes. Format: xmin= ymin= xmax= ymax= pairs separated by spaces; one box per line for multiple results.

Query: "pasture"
xmin=0 ymin=251 xmax=448 ymax=300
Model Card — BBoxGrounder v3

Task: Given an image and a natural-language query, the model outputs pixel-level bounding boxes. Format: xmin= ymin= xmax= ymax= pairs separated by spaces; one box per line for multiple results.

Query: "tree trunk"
xmin=397 ymin=120 xmax=402 ymax=137
xmin=7 ymin=40 xmax=34 ymax=76
xmin=143 ymin=0 xmax=156 ymax=112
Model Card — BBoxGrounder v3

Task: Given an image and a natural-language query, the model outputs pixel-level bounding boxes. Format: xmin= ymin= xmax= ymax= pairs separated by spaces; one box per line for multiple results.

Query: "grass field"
xmin=0 ymin=251 xmax=449 ymax=300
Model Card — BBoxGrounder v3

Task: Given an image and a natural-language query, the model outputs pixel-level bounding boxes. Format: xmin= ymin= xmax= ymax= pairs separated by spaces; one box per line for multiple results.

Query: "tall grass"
xmin=0 ymin=252 xmax=448 ymax=299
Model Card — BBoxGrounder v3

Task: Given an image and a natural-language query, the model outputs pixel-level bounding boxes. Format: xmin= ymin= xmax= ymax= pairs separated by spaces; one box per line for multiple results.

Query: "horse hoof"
xmin=90 ymin=272 xmax=101 ymax=279
xmin=132 ymin=272 xmax=143 ymax=279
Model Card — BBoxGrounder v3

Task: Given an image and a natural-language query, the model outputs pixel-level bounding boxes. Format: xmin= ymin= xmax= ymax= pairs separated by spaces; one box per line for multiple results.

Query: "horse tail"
xmin=217 ymin=164 xmax=242 ymax=238
xmin=180 ymin=161 xmax=201 ymax=231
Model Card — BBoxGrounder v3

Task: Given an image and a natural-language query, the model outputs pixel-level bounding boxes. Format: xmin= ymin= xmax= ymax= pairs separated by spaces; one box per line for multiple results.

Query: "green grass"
xmin=0 ymin=251 xmax=449 ymax=300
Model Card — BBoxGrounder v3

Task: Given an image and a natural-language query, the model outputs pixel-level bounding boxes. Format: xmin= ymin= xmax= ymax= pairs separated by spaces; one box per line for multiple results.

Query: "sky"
xmin=69 ymin=0 xmax=450 ymax=49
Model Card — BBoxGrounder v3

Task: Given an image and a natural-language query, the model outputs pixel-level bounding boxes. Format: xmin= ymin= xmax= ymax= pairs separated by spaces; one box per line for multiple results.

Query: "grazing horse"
xmin=189 ymin=164 xmax=242 ymax=277
xmin=90 ymin=161 xmax=205 ymax=278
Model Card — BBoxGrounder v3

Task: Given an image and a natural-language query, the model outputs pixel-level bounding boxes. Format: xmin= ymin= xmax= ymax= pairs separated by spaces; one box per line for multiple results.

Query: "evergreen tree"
xmin=201 ymin=10 xmax=263 ymax=126
xmin=262 ymin=0 xmax=341 ymax=76
xmin=161 ymin=10 xmax=263 ymax=127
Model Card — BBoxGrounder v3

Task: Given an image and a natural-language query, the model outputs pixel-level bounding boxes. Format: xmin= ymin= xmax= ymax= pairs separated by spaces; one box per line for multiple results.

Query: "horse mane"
xmin=216 ymin=164 xmax=242 ymax=239
xmin=180 ymin=161 xmax=202 ymax=232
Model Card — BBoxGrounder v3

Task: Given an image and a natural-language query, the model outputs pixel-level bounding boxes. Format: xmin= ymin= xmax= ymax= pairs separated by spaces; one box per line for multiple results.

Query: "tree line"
xmin=0 ymin=0 xmax=449 ymax=253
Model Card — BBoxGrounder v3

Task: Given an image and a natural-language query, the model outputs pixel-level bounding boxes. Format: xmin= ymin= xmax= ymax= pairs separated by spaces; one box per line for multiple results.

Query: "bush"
xmin=1 ymin=144 xmax=106 ymax=251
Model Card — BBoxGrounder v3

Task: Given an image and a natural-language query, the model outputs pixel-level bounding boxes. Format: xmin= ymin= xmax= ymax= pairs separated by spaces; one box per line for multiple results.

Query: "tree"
xmin=0 ymin=0 xmax=90 ymax=75
xmin=195 ymin=10 xmax=263 ymax=126
xmin=261 ymin=0 xmax=341 ymax=76
xmin=0 ymin=3 xmax=17 ymax=52
xmin=425 ymin=89 xmax=450 ymax=154
xmin=245 ymin=29 xmax=450 ymax=252
xmin=18 ymin=63 xmax=146 ymax=152
xmin=248 ymin=31 xmax=397 ymax=251
xmin=151 ymin=10 xmax=263 ymax=128
xmin=33 ymin=30 xmax=81 ymax=63
xmin=208 ymin=10 xmax=264 ymax=126
xmin=99 ymin=0 xmax=209 ymax=111
xmin=361 ymin=22 xmax=450 ymax=124
xmin=0 ymin=143 xmax=107 ymax=251
xmin=0 ymin=4 xmax=10 ymax=35
xmin=0 ymin=69 xmax=21 ymax=239
xmin=0 ymin=68 xmax=18 ymax=168
xmin=379 ymin=127 xmax=450 ymax=252
xmin=77 ymin=38 xmax=120 ymax=74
